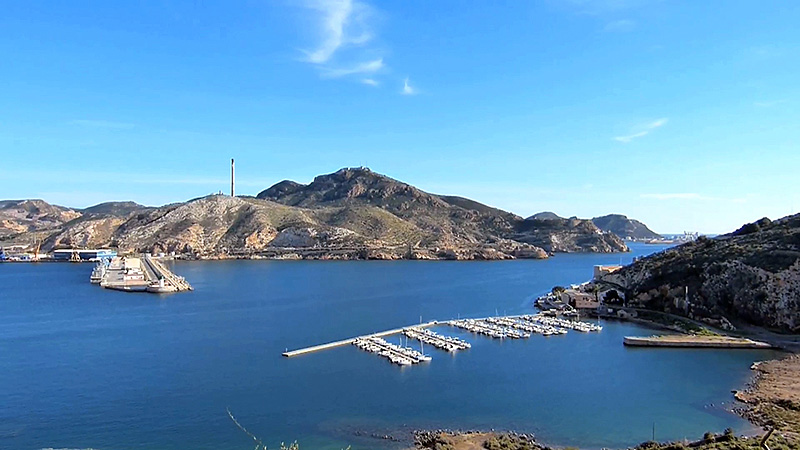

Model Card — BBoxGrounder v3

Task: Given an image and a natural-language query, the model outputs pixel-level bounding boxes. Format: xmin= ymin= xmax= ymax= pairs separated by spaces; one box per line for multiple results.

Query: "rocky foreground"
xmin=1 ymin=168 xmax=629 ymax=260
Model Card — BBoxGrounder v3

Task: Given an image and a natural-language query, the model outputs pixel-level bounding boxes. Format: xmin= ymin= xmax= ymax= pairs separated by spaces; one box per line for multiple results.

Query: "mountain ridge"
xmin=2 ymin=167 xmax=630 ymax=259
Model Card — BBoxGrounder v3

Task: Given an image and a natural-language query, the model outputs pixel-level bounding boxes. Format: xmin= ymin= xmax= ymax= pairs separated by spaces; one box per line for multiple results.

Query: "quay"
xmin=623 ymin=335 xmax=774 ymax=349
xmin=95 ymin=254 xmax=192 ymax=294
xmin=282 ymin=321 xmax=439 ymax=357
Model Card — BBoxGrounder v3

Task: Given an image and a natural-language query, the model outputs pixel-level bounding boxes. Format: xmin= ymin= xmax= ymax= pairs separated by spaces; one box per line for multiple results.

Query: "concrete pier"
xmin=282 ymin=321 xmax=438 ymax=357
xmin=623 ymin=335 xmax=773 ymax=349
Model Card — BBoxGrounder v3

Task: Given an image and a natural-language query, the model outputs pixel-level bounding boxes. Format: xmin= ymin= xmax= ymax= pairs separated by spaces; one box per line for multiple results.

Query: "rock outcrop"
xmin=600 ymin=214 xmax=800 ymax=332
xmin=592 ymin=214 xmax=661 ymax=241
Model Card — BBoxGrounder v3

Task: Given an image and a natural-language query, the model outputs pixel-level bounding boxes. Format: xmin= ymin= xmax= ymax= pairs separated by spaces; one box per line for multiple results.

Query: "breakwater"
xmin=623 ymin=335 xmax=773 ymax=349
xmin=94 ymin=254 xmax=192 ymax=294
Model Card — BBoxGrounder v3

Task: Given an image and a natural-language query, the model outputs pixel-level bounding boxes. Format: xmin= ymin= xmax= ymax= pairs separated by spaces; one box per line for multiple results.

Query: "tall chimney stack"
xmin=230 ymin=158 xmax=235 ymax=197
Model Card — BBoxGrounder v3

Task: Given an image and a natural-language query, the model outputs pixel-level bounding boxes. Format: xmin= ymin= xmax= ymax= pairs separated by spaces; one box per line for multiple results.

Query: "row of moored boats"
xmin=402 ymin=327 xmax=471 ymax=352
xmin=449 ymin=318 xmax=531 ymax=339
xmin=352 ymin=336 xmax=432 ymax=366
xmin=521 ymin=315 xmax=603 ymax=332
xmin=449 ymin=315 xmax=602 ymax=339
xmin=486 ymin=316 xmax=568 ymax=336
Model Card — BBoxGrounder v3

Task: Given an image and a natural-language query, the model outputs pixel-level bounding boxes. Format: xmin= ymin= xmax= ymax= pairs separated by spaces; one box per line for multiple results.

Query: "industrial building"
xmin=52 ymin=249 xmax=117 ymax=261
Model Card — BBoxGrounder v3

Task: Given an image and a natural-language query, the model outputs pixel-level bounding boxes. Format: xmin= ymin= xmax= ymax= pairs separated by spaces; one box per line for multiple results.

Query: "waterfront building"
xmin=560 ymin=289 xmax=600 ymax=312
xmin=52 ymin=249 xmax=117 ymax=261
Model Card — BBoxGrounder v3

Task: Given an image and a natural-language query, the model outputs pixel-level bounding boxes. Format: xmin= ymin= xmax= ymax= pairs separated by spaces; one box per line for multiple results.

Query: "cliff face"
xmin=591 ymin=214 xmax=661 ymax=240
xmin=601 ymin=215 xmax=800 ymax=332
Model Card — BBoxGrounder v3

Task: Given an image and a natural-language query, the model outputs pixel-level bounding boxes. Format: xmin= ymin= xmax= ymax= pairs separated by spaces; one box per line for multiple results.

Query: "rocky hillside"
xmin=512 ymin=216 xmax=626 ymax=253
xmin=599 ymin=214 xmax=800 ymax=332
xmin=80 ymin=201 xmax=151 ymax=217
xmin=258 ymin=168 xmax=627 ymax=255
xmin=592 ymin=214 xmax=661 ymax=240
xmin=0 ymin=200 xmax=81 ymax=239
xmin=2 ymin=168 xmax=630 ymax=260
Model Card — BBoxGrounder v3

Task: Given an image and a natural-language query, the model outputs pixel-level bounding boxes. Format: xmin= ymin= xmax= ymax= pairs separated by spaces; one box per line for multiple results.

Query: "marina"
xmin=284 ymin=314 xmax=604 ymax=366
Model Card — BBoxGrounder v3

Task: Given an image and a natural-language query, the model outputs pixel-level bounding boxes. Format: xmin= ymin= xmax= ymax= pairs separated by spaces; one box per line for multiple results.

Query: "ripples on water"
xmin=0 ymin=244 xmax=779 ymax=450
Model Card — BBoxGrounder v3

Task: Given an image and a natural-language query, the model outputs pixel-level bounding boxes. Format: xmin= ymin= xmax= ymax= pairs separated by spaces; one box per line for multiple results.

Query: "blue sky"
xmin=1 ymin=1 xmax=798 ymax=234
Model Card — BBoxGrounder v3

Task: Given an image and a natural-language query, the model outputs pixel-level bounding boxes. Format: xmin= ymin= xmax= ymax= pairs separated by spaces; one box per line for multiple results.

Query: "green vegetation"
xmin=635 ymin=310 xmax=720 ymax=336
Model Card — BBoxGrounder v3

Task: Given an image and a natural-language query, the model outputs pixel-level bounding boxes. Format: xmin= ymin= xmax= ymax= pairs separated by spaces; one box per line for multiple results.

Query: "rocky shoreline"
xmin=733 ymin=353 xmax=800 ymax=440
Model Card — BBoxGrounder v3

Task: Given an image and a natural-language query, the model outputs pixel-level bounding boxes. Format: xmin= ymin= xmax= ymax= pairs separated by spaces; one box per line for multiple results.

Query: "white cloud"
xmin=603 ymin=19 xmax=635 ymax=32
xmin=614 ymin=117 xmax=668 ymax=143
xmin=70 ymin=120 xmax=135 ymax=129
xmin=402 ymin=77 xmax=417 ymax=95
xmin=320 ymin=58 xmax=383 ymax=78
xmin=298 ymin=0 xmax=402 ymax=87
xmin=301 ymin=0 xmax=372 ymax=64
xmin=296 ymin=0 xmax=417 ymax=89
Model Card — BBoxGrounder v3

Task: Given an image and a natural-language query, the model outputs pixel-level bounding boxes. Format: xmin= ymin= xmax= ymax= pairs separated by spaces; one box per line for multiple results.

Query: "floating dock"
xmin=623 ymin=335 xmax=774 ymax=349
xmin=95 ymin=254 xmax=192 ymax=294
xmin=283 ymin=315 xmax=605 ymax=367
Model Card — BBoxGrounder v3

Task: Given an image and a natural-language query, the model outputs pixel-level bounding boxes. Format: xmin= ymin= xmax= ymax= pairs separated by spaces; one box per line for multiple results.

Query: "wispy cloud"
xmin=603 ymin=19 xmax=635 ymax=32
xmin=299 ymin=0 xmax=392 ymax=85
xmin=754 ymin=99 xmax=787 ymax=108
xmin=562 ymin=0 xmax=659 ymax=15
xmin=402 ymin=77 xmax=417 ymax=95
xmin=640 ymin=193 xmax=748 ymax=203
xmin=297 ymin=0 xmax=416 ymax=92
xmin=320 ymin=58 xmax=383 ymax=78
xmin=640 ymin=193 xmax=702 ymax=200
xmin=70 ymin=119 xmax=135 ymax=129
xmin=301 ymin=0 xmax=372 ymax=64
xmin=614 ymin=117 xmax=668 ymax=143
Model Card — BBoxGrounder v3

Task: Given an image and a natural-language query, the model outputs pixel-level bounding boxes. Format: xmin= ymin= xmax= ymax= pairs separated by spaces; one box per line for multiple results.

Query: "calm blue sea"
xmin=0 ymin=244 xmax=778 ymax=450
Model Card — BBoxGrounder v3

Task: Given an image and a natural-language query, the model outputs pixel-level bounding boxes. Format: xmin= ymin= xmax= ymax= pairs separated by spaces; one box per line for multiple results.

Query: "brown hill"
xmin=2 ymin=168 xmax=629 ymax=260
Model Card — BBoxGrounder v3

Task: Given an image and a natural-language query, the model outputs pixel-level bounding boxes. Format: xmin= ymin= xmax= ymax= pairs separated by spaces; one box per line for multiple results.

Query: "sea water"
xmin=0 ymin=244 xmax=777 ymax=449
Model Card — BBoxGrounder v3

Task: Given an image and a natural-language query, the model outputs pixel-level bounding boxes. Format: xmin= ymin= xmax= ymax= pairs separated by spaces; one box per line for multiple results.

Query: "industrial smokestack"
xmin=231 ymin=158 xmax=235 ymax=197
